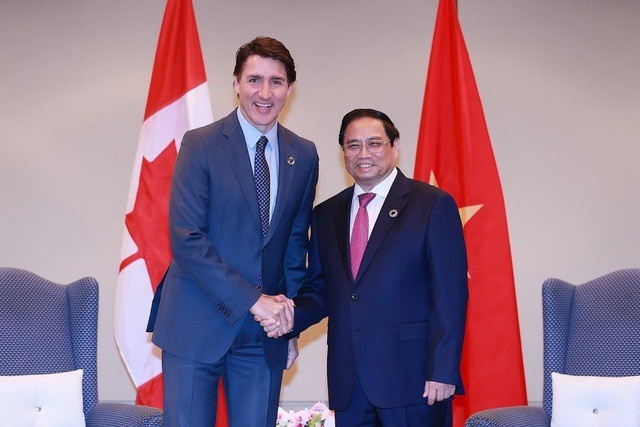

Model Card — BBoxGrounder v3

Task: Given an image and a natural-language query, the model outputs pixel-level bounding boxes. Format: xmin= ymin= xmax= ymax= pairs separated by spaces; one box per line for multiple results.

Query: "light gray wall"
xmin=2 ymin=0 xmax=639 ymax=404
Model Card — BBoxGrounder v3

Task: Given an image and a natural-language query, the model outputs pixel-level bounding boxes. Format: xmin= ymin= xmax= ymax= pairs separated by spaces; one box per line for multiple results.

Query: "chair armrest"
xmin=87 ymin=402 xmax=163 ymax=427
xmin=465 ymin=406 xmax=548 ymax=427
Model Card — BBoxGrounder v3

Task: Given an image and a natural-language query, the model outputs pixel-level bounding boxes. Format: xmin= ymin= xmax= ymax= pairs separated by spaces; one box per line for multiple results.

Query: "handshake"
xmin=250 ymin=294 xmax=295 ymax=339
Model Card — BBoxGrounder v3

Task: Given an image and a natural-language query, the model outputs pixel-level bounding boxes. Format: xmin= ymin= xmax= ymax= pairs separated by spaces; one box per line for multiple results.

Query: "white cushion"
xmin=551 ymin=372 xmax=640 ymax=427
xmin=0 ymin=369 xmax=85 ymax=427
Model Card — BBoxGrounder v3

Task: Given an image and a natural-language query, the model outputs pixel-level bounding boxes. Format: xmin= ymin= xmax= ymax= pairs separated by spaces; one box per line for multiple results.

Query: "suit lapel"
xmin=265 ymin=127 xmax=297 ymax=244
xmin=354 ymin=172 xmax=409 ymax=285
xmin=336 ymin=188 xmax=354 ymax=284
xmin=219 ymin=112 xmax=262 ymax=234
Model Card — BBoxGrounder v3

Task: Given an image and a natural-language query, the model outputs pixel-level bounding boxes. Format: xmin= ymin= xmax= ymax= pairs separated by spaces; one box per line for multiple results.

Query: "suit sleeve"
xmin=169 ymin=130 xmax=261 ymax=325
xmin=290 ymin=209 xmax=330 ymax=335
xmin=426 ymin=194 xmax=469 ymax=392
xmin=283 ymin=145 xmax=319 ymax=298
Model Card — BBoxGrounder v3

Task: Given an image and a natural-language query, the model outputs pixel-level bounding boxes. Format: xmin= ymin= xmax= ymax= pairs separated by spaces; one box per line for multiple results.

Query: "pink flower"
xmin=276 ymin=402 xmax=334 ymax=426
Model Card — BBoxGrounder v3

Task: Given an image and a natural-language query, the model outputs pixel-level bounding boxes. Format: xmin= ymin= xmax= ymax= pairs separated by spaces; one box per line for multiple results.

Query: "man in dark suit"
xmin=262 ymin=109 xmax=467 ymax=426
xmin=150 ymin=37 xmax=318 ymax=427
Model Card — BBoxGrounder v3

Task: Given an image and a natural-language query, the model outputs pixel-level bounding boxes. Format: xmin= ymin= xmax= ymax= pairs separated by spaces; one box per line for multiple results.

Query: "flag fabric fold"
xmin=114 ymin=1 xmax=227 ymax=424
xmin=414 ymin=0 xmax=528 ymax=425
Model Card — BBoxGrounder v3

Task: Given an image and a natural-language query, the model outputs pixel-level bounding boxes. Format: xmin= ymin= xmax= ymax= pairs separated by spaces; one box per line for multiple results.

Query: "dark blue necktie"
xmin=254 ymin=135 xmax=270 ymax=238
xmin=254 ymin=135 xmax=270 ymax=288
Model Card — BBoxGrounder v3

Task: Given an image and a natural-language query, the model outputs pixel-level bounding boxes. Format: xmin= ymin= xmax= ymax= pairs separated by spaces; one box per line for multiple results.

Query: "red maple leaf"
xmin=120 ymin=142 xmax=177 ymax=291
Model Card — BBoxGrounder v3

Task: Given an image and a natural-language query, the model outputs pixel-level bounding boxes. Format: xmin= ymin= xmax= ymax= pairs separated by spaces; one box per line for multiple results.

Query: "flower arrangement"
xmin=276 ymin=402 xmax=335 ymax=427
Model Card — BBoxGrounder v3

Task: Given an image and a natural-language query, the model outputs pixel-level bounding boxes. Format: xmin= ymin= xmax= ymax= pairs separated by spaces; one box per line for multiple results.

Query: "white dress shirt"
xmin=349 ymin=167 xmax=398 ymax=240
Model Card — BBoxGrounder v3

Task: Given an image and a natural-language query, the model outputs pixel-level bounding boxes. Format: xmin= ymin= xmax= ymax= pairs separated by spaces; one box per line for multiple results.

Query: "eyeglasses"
xmin=341 ymin=139 xmax=391 ymax=157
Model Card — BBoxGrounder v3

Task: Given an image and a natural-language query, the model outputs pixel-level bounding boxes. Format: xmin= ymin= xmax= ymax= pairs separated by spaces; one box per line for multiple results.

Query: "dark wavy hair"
xmin=233 ymin=37 xmax=296 ymax=84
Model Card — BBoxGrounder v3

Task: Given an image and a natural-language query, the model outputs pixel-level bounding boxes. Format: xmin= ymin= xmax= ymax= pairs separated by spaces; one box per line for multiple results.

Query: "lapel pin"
xmin=287 ymin=156 xmax=295 ymax=165
xmin=389 ymin=209 xmax=398 ymax=218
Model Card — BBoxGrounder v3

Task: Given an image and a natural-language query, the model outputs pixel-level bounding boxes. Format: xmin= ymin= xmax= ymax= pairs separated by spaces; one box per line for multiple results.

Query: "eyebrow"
xmin=346 ymin=137 xmax=386 ymax=143
xmin=245 ymin=74 xmax=286 ymax=81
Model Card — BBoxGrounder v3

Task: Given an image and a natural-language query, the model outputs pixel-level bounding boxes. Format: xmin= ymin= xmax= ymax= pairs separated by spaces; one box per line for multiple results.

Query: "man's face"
xmin=233 ymin=55 xmax=291 ymax=134
xmin=343 ymin=117 xmax=399 ymax=192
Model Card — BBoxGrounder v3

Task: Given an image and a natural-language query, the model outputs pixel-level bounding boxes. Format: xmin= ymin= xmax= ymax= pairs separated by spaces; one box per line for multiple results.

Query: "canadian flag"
xmin=114 ymin=0 xmax=217 ymax=413
xmin=414 ymin=0 xmax=528 ymax=425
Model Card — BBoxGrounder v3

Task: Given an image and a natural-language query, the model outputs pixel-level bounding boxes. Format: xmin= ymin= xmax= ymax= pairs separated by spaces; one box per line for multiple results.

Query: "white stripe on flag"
xmin=114 ymin=259 xmax=159 ymax=387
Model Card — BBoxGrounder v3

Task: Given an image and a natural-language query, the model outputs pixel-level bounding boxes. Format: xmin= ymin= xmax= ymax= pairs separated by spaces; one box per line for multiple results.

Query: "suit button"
xmin=351 ymin=293 xmax=358 ymax=301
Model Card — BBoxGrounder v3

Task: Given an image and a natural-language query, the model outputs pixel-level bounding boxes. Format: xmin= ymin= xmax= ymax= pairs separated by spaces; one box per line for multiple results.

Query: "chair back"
xmin=0 ymin=267 xmax=99 ymax=418
xmin=541 ymin=268 xmax=640 ymax=416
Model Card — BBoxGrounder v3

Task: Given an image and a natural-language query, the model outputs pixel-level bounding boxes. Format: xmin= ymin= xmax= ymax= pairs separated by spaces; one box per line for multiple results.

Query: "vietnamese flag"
xmin=414 ymin=0 xmax=528 ymax=425
xmin=114 ymin=0 xmax=227 ymax=424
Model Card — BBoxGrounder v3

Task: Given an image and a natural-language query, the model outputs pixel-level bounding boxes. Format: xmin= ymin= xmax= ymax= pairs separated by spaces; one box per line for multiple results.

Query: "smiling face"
xmin=233 ymin=55 xmax=292 ymax=133
xmin=343 ymin=117 xmax=399 ymax=192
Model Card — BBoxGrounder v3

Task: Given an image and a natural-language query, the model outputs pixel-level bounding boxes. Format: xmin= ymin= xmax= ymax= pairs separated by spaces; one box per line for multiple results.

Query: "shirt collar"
xmin=353 ymin=167 xmax=398 ymax=200
xmin=237 ymin=108 xmax=279 ymax=149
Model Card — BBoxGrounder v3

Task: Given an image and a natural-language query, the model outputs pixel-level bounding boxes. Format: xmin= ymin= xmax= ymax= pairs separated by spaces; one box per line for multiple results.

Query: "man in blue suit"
xmin=263 ymin=109 xmax=467 ymax=426
xmin=150 ymin=37 xmax=319 ymax=427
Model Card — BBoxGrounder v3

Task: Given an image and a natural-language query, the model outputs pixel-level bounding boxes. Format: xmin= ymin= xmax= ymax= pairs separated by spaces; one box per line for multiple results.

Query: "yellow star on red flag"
xmin=429 ymin=171 xmax=483 ymax=228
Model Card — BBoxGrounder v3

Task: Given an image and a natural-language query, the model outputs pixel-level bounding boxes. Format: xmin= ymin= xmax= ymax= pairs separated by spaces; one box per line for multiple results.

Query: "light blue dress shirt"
xmin=236 ymin=108 xmax=279 ymax=221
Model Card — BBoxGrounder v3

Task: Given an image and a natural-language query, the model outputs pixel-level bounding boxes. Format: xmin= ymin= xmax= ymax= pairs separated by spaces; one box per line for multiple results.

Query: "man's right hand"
xmin=250 ymin=294 xmax=294 ymax=337
xmin=249 ymin=295 xmax=294 ymax=338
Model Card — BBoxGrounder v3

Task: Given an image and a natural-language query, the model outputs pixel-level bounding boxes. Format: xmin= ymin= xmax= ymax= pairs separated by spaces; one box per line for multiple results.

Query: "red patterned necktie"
xmin=350 ymin=193 xmax=376 ymax=279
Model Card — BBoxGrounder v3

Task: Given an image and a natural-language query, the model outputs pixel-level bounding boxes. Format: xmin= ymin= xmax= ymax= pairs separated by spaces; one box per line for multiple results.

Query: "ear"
xmin=233 ymin=77 xmax=240 ymax=95
xmin=392 ymin=138 xmax=400 ymax=152
xmin=287 ymin=83 xmax=293 ymax=95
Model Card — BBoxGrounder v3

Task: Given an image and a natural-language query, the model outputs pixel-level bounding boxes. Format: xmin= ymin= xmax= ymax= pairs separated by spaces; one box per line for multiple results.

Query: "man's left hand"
xmin=423 ymin=381 xmax=455 ymax=405
xmin=286 ymin=338 xmax=298 ymax=369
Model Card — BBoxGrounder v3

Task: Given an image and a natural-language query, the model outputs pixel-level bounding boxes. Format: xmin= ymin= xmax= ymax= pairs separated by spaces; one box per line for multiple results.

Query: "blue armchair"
xmin=465 ymin=268 xmax=640 ymax=427
xmin=0 ymin=267 xmax=162 ymax=427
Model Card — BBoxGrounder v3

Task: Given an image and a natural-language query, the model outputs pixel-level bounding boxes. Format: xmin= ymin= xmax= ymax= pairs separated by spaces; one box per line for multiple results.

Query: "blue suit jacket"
xmin=292 ymin=170 xmax=468 ymax=410
xmin=150 ymin=110 xmax=318 ymax=370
